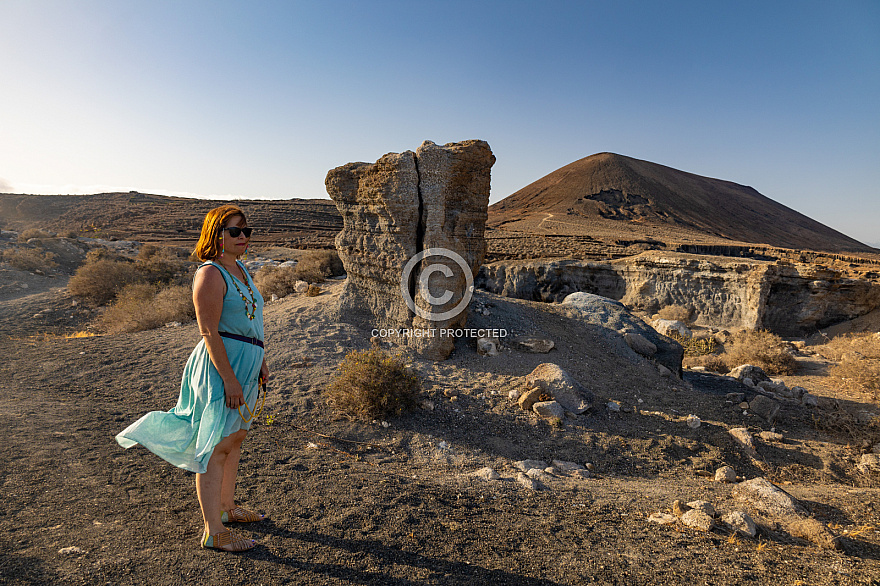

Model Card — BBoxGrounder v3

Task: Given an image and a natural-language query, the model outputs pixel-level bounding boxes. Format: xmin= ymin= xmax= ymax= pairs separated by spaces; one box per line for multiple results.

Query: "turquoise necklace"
xmin=217 ymin=262 xmax=258 ymax=320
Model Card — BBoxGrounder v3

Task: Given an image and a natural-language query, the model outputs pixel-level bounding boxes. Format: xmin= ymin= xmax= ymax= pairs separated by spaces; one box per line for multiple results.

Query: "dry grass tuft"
xmin=98 ymin=283 xmax=195 ymax=333
xmin=69 ymin=259 xmax=143 ymax=305
xmin=326 ymin=349 xmax=420 ymax=421
xmin=818 ymin=333 xmax=880 ymax=401
xmin=293 ymin=249 xmax=344 ymax=283
xmin=254 ymin=266 xmax=300 ymax=299
xmin=18 ymin=228 xmax=54 ymax=241
xmin=668 ymin=331 xmax=717 ymax=357
xmin=657 ymin=305 xmax=693 ymax=324
xmin=723 ymin=329 xmax=797 ymax=375
xmin=1 ymin=247 xmax=58 ymax=272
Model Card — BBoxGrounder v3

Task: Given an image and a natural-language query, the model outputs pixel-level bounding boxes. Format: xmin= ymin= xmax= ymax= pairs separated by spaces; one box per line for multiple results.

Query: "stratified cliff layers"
xmin=477 ymin=251 xmax=880 ymax=336
xmin=326 ymin=140 xmax=495 ymax=359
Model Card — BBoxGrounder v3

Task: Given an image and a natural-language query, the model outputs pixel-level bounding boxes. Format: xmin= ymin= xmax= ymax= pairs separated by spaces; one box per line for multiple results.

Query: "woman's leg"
xmin=196 ymin=430 xmax=247 ymax=538
xmin=220 ymin=430 xmax=247 ymax=512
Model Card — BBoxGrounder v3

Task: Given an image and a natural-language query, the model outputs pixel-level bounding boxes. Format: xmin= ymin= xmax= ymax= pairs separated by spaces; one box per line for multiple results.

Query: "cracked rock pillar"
xmin=326 ymin=140 xmax=495 ymax=360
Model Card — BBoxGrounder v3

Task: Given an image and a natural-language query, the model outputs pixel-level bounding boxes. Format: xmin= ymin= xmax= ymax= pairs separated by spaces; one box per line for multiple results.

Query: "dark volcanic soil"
xmin=1 ymin=271 xmax=879 ymax=585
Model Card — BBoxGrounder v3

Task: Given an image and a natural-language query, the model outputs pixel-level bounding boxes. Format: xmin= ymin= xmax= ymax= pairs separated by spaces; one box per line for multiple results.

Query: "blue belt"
xmin=218 ymin=331 xmax=264 ymax=348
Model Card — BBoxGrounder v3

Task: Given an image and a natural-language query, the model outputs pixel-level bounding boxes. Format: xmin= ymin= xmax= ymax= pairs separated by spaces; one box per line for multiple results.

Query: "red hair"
xmin=193 ymin=204 xmax=248 ymax=261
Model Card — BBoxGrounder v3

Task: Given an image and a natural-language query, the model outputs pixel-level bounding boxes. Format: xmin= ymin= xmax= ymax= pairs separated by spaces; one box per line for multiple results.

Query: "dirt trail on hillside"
xmin=1 ymin=274 xmax=879 ymax=585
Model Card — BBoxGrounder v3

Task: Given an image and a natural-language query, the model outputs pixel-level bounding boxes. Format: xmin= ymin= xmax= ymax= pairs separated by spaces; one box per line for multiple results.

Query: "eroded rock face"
xmin=477 ymin=251 xmax=880 ymax=335
xmin=326 ymin=140 xmax=495 ymax=360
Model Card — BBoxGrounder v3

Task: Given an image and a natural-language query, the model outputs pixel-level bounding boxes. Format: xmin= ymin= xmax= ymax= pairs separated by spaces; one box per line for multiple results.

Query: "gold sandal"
xmin=221 ymin=506 xmax=266 ymax=523
xmin=201 ymin=529 xmax=255 ymax=552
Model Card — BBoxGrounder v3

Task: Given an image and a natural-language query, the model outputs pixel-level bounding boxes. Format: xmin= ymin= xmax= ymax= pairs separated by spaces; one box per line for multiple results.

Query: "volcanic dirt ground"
xmin=1 ymin=268 xmax=879 ymax=585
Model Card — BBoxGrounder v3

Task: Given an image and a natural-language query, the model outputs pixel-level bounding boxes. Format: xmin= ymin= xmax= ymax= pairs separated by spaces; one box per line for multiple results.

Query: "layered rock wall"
xmin=476 ymin=251 xmax=880 ymax=336
xmin=326 ymin=140 xmax=495 ymax=359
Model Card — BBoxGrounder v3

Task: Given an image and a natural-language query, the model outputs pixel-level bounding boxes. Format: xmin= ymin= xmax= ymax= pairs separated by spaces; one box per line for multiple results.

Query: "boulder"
xmin=517 ymin=387 xmax=544 ymax=412
xmin=561 ymin=292 xmax=683 ymax=376
xmin=727 ymin=364 xmax=771 ymax=385
xmin=652 ymin=319 xmax=692 ymax=339
xmin=523 ymin=363 xmax=594 ymax=414
xmin=749 ymin=395 xmax=781 ymax=423
xmin=532 ymin=400 xmax=565 ymax=420
xmin=681 ymin=509 xmax=714 ymax=531
xmin=723 ymin=511 xmax=757 ymax=538
xmin=476 ymin=337 xmax=500 ymax=356
xmin=715 ymin=466 xmax=737 ymax=483
xmin=326 ymin=139 xmax=495 ymax=360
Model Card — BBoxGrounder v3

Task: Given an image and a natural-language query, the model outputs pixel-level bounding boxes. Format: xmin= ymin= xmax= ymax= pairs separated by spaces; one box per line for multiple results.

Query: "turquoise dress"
xmin=116 ymin=260 xmax=265 ymax=474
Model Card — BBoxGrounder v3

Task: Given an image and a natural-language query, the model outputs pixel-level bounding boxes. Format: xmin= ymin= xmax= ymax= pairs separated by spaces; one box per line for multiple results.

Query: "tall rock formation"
xmin=326 ymin=140 xmax=495 ymax=360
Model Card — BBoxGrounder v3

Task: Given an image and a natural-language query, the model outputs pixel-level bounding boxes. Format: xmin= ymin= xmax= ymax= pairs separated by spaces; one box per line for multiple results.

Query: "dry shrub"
xmin=18 ymin=228 xmax=54 ymax=241
xmin=254 ymin=266 xmax=300 ymax=299
xmin=68 ymin=259 xmax=143 ymax=305
xmin=667 ymin=331 xmax=718 ymax=357
xmin=294 ymin=249 xmax=344 ymax=283
xmin=326 ymin=349 xmax=420 ymax=421
xmin=820 ymin=333 xmax=880 ymax=400
xmin=135 ymin=244 xmax=190 ymax=285
xmin=98 ymin=283 xmax=195 ymax=333
xmin=657 ymin=304 xmax=693 ymax=323
xmin=1 ymin=247 xmax=58 ymax=271
xmin=683 ymin=354 xmax=728 ymax=373
xmin=723 ymin=329 xmax=797 ymax=375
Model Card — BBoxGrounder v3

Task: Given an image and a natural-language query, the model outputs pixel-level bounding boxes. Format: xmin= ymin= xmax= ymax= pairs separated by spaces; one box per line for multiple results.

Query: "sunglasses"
xmin=221 ymin=226 xmax=253 ymax=238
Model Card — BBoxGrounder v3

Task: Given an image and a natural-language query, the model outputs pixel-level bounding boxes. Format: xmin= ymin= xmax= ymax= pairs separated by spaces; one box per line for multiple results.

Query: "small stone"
xmin=584 ymin=463 xmax=595 ymax=471
xmin=476 ymin=337 xmax=500 ymax=356
xmin=757 ymin=431 xmax=783 ymax=443
xmin=515 ymin=472 xmax=540 ymax=491
xmin=515 ymin=338 xmax=555 ymax=353
xmin=518 ymin=387 xmax=544 ymax=412
xmin=508 ymin=389 xmax=521 ymax=401
xmin=543 ymin=466 xmax=556 ymax=474
xmin=607 ymin=400 xmax=621 ymax=412
xmin=648 ymin=512 xmax=677 ymax=525
xmin=723 ymin=511 xmax=757 ymax=538
xmin=749 ymin=395 xmax=781 ymax=423
xmin=657 ymin=364 xmax=672 ymax=378
xmin=381 ymin=421 xmax=390 ymax=428
xmin=294 ymin=280 xmax=309 ymax=294
xmin=726 ymin=392 xmax=745 ymax=403
xmin=801 ymin=393 xmax=819 ymax=407
xmin=420 ymin=400 xmax=435 ymax=411
xmin=686 ymin=414 xmax=701 ymax=429
xmin=570 ymin=469 xmax=592 ymax=480
xmin=686 ymin=500 xmax=716 ymax=517
xmin=533 ymin=400 xmax=565 ymax=420
xmin=681 ymin=509 xmax=714 ymax=531
xmin=727 ymin=364 xmax=771 ymax=384
xmin=742 ymin=377 xmax=755 ymax=388
xmin=58 ymin=546 xmax=86 ymax=555
xmin=729 ymin=428 xmax=757 ymax=457
xmin=471 ymin=467 xmax=500 ymax=481
xmin=271 ymin=294 xmax=279 ymax=302
xmin=514 ymin=459 xmax=549 ymax=473
xmin=672 ymin=500 xmax=690 ymax=517
xmin=715 ymin=466 xmax=737 ymax=483
xmin=738 ymin=401 xmax=750 ymax=409
xmin=438 ymin=441 xmax=450 ymax=450
xmin=551 ymin=459 xmax=585 ymax=472
xmin=526 ymin=468 xmax=553 ymax=483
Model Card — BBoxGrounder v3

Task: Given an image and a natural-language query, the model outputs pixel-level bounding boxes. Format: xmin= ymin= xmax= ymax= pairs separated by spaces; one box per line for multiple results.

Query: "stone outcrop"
xmin=326 ymin=140 xmax=495 ymax=359
xmin=561 ymin=292 xmax=683 ymax=376
xmin=476 ymin=251 xmax=880 ymax=336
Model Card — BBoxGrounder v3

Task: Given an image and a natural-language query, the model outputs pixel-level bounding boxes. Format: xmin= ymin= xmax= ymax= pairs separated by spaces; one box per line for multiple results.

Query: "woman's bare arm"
xmin=193 ymin=265 xmax=244 ymax=409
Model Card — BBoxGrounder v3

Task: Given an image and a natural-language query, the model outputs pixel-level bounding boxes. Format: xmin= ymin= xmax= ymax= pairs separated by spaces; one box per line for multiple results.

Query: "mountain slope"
xmin=489 ymin=153 xmax=870 ymax=253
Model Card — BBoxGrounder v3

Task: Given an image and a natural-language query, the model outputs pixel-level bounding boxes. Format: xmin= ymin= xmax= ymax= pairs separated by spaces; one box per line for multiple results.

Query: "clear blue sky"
xmin=1 ymin=1 xmax=878 ymax=245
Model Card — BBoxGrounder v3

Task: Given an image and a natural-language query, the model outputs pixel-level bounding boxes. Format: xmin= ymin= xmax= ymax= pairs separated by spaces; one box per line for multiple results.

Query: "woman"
xmin=116 ymin=204 xmax=269 ymax=552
